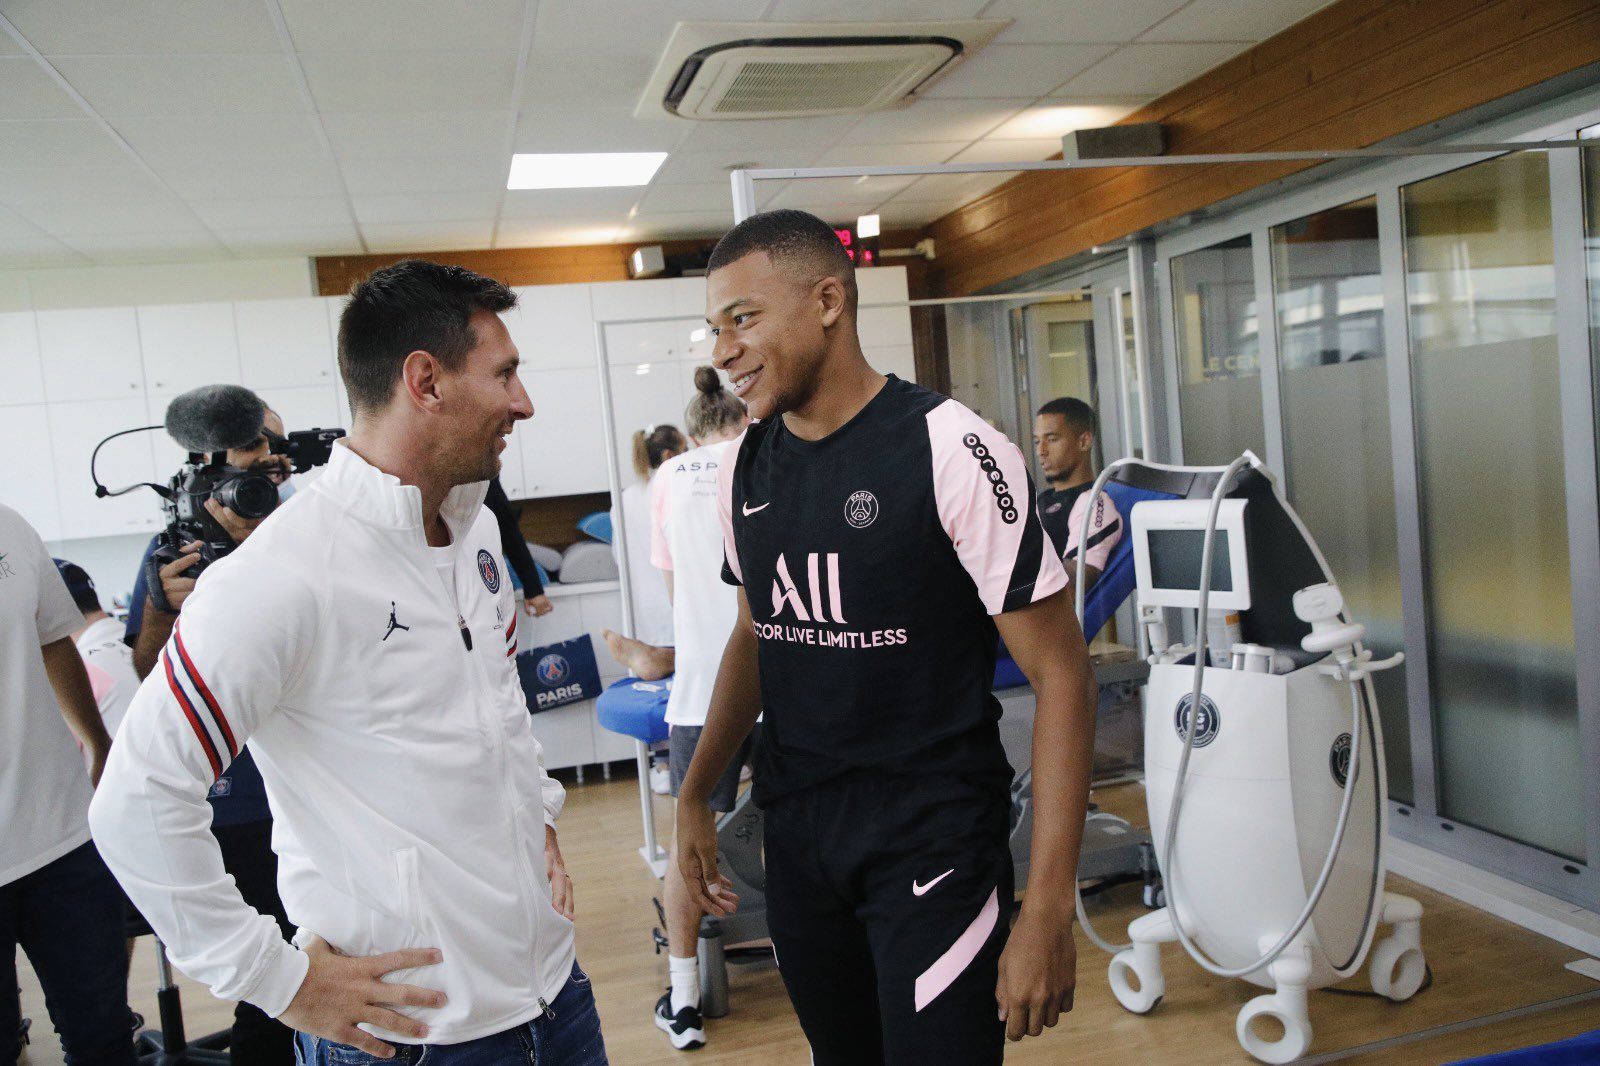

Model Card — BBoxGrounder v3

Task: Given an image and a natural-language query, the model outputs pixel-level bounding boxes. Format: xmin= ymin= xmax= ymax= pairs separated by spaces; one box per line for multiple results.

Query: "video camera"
xmin=90 ymin=384 xmax=344 ymax=612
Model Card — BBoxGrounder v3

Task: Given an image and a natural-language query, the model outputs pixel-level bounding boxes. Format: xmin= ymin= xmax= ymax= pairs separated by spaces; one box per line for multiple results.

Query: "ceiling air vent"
xmin=640 ymin=20 xmax=1008 ymax=121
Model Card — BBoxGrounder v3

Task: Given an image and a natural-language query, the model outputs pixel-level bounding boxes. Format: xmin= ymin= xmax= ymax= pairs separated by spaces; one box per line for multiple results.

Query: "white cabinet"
xmin=235 ymin=298 xmax=337 ymax=392
xmin=138 ymin=303 xmax=241 ymax=397
xmin=499 ymin=418 xmax=530 ymax=498
xmin=518 ymin=366 xmax=608 ymax=499
xmin=601 ymin=319 xmax=700 ymax=365
xmin=323 ymin=296 xmax=353 ymax=422
xmin=0 ymin=312 xmax=44 ymax=406
xmin=49 ymin=397 xmax=162 ymax=539
xmin=0 ymin=405 xmax=62 ymax=540
xmin=37 ymin=307 xmax=144 ymax=402
xmin=267 ymin=384 xmax=342 ymax=436
xmin=591 ymin=279 xmax=676 ymax=323
xmin=529 ymin=702 xmax=597 ymax=771
xmin=858 ymin=265 xmax=910 ymax=305
xmin=508 ymin=284 xmax=596 ymax=371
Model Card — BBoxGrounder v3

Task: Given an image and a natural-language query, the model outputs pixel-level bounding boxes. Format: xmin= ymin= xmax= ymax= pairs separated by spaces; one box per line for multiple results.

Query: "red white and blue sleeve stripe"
xmin=505 ymin=609 xmax=518 ymax=658
xmin=162 ymin=618 xmax=239 ymax=781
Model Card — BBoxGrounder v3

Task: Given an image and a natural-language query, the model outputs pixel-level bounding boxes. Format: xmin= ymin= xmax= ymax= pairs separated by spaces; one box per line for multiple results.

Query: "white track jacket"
xmin=89 ymin=441 xmax=573 ymax=1044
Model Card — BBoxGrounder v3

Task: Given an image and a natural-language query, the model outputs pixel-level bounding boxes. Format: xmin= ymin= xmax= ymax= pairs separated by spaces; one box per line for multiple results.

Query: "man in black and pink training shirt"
xmin=675 ymin=209 xmax=1098 ymax=1064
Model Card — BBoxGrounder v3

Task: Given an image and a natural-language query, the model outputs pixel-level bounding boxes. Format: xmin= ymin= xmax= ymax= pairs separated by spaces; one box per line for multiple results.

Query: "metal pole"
xmin=730 ymin=169 xmax=758 ymax=223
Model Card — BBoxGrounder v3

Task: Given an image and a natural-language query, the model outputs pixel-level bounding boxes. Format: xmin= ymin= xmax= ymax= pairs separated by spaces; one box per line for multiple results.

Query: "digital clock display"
xmin=833 ymin=225 xmax=877 ymax=265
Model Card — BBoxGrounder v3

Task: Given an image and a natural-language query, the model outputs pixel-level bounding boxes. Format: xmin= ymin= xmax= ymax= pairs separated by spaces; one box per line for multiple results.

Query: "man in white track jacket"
xmin=90 ymin=260 xmax=609 ymax=1064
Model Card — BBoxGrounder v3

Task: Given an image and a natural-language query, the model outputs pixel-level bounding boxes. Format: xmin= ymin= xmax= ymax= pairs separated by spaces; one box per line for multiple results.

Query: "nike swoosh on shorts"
xmin=912 ymin=869 xmax=955 ymax=896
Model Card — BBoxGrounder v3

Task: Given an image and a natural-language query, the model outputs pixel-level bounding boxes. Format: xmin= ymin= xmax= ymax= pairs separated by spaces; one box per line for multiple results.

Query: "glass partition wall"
xmin=1150 ymin=127 xmax=1600 ymax=908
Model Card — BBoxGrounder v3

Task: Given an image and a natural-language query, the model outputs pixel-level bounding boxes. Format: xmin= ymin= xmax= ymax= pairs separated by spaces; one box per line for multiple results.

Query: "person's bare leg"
xmin=602 ymin=628 xmax=675 ymax=681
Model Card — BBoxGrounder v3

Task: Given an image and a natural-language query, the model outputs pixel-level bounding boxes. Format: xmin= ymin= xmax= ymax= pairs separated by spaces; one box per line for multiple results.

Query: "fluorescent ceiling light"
xmin=507 ymin=152 xmax=668 ymax=190
xmin=856 ymin=213 xmax=881 ymax=239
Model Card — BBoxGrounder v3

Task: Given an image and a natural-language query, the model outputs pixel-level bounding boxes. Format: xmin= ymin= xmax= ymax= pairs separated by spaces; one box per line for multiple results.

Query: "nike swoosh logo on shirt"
xmin=742 ymin=502 xmax=771 ymax=516
xmin=912 ymin=869 xmax=955 ymax=896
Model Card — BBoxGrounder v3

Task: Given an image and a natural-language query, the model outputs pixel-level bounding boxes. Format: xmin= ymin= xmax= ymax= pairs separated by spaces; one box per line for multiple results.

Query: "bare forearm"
xmin=133 ymin=601 xmax=174 ymax=679
xmin=679 ymin=622 xmax=760 ymax=804
xmin=1024 ymin=667 xmax=1098 ymax=907
xmin=42 ymin=638 xmax=111 ymax=757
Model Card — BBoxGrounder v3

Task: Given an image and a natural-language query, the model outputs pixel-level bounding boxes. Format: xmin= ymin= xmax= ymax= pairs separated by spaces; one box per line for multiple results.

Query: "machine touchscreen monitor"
xmin=1132 ymin=498 xmax=1252 ymax=611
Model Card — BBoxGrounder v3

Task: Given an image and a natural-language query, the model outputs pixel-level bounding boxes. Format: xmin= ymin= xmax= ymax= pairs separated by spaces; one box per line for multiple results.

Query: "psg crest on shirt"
xmin=844 ymin=489 xmax=879 ymax=529
xmin=477 ymin=549 xmax=500 ymax=593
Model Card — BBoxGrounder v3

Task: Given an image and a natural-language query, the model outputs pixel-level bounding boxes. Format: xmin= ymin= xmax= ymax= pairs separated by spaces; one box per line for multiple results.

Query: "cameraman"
xmin=123 ymin=401 xmax=296 ymax=1066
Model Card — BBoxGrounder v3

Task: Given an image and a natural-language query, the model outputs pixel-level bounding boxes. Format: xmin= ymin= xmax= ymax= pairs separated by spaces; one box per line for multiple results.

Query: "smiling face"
xmin=706 ymin=250 xmax=842 ymax=423
xmin=435 ymin=309 xmax=533 ymax=485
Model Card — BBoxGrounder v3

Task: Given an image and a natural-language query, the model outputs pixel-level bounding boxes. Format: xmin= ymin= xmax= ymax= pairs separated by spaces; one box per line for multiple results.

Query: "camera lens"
xmin=215 ymin=471 xmax=279 ymax=520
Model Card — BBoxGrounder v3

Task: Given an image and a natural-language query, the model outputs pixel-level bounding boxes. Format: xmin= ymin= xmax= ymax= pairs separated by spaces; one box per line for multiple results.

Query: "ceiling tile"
xmin=151 ymin=156 xmax=347 ymax=200
xmin=56 ymin=232 xmax=230 ymax=265
xmin=494 ymin=219 xmax=633 ymax=248
xmin=351 ymin=192 xmax=504 ymax=225
xmin=839 ymin=99 xmax=1024 ymax=145
xmin=636 ymin=183 xmax=729 ymax=214
xmin=337 ymin=154 xmax=509 ymax=196
xmin=0 ymin=205 xmax=46 ymax=239
xmin=920 ymin=44 xmax=1115 ymax=99
xmin=0 ymin=58 xmax=84 ymax=120
xmin=321 ymin=110 xmax=510 ymax=159
xmin=364 ymin=220 xmax=495 ymax=253
xmin=189 ymin=196 xmax=355 ymax=230
xmin=0 ymin=0 xmax=282 ymax=54
xmin=499 ymin=186 xmax=640 ymax=220
xmin=0 ymin=164 xmax=173 ymax=203
xmin=1140 ymin=0 xmax=1332 ymax=43
xmin=813 ymin=142 xmax=966 ymax=167
xmin=521 ymin=50 xmax=657 ymax=112
xmin=213 ymin=224 xmax=364 ymax=257
xmin=278 ymin=0 xmax=526 ymax=52
xmin=983 ymin=0 xmax=1188 ymax=44
xmin=946 ymin=138 xmax=1063 ymax=164
xmin=764 ymin=182 xmax=893 ymax=214
xmin=678 ymin=115 xmax=861 ymax=152
xmin=513 ymin=108 xmax=684 ymax=154
xmin=653 ymin=148 xmax=820 ymax=186
xmin=1052 ymin=43 xmax=1246 ymax=96
xmin=987 ymin=100 xmax=1144 ymax=139
xmin=889 ymin=172 xmax=1012 ymax=204
xmin=0 ymin=120 xmax=128 ymax=167
xmin=113 ymin=113 xmax=330 ymax=163
xmin=528 ymin=1 xmax=752 ymax=66
xmin=628 ymin=211 xmax=733 ymax=240
xmin=764 ymin=0 xmax=988 ymax=18
xmin=15 ymin=198 xmax=204 ymax=237
xmin=298 ymin=51 xmax=517 ymax=113
xmin=0 ymin=236 xmax=91 ymax=268
xmin=51 ymin=55 xmax=309 ymax=117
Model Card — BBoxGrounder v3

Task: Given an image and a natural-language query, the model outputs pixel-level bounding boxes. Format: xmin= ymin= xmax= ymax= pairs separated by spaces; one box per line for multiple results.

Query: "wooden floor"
xmin=18 ymin=769 xmax=1600 ymax=1064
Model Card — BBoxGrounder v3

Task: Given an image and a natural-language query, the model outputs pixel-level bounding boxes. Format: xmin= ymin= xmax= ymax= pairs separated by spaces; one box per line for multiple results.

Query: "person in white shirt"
xmin=56 ymin=559 xmax=140 ymax=739
xmin=0 ymin=505 xmax=134 ymax=1065
xmin=613 ymin=425 xmax=684 ymax=649
xmin=89 ymin=260 xmax=608 ymax=1065
xmin=627 ymin=367 xmax=750 ymax=1052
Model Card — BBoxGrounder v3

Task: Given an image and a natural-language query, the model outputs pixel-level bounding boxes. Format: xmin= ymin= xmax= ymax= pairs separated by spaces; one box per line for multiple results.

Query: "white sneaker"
xmin=650 ymin=763 xmax=671 ymax=795
xmin=654 ymin=991 xmax=705 ymax=1050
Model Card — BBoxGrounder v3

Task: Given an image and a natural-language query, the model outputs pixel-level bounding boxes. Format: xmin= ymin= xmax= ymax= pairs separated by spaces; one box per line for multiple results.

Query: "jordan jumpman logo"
xmin=383 ymin=601 xmax=410 ymax=642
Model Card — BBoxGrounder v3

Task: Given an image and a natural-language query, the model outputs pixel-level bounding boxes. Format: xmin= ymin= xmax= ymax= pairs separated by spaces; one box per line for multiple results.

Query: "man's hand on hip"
xmin=278 ymin=936 xmax=446 ymax=1057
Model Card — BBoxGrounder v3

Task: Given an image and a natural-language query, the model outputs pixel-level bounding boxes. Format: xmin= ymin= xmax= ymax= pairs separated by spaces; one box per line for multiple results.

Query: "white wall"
xmin=0 ymin=257 xmax=315 ymax=313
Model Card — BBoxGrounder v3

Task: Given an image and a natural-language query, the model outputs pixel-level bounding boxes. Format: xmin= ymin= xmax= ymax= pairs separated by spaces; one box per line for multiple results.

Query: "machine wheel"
xmin=1368 ymin=935 xmax=1426 ymax=1002
xmin=1108 ymin=950 xmax=1164 ymax=1014
xmin=1236 ymin=993 xmax=1311 ymax=1064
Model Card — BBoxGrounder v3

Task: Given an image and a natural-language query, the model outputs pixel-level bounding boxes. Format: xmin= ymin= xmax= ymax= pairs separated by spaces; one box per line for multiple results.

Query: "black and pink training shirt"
xmin=717 ymin=375 xmax=1068 ymax=806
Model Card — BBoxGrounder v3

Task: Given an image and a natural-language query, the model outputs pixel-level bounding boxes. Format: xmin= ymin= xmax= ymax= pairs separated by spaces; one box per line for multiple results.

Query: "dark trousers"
xmin=213 ymin=818 xmax=295 ymax=1066
xmin=1 ymin=841 xmax=137 ymax=1066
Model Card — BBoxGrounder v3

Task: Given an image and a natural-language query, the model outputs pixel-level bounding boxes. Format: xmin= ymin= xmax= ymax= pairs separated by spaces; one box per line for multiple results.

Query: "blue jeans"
xmin=294 ymin=961 xmax=606 ymax=1065
xmin=0 ymin=841 xmax=137 ymax=1065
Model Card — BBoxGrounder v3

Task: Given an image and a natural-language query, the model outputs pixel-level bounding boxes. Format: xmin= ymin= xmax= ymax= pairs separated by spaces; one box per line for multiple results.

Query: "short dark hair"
xmin=706 ymin=209 xmax=857 ymax=312
xmin=338 ymin=260 xmax=517 ymax=414
xmin=1038 ymin=397 xmax=1097 ymax=437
